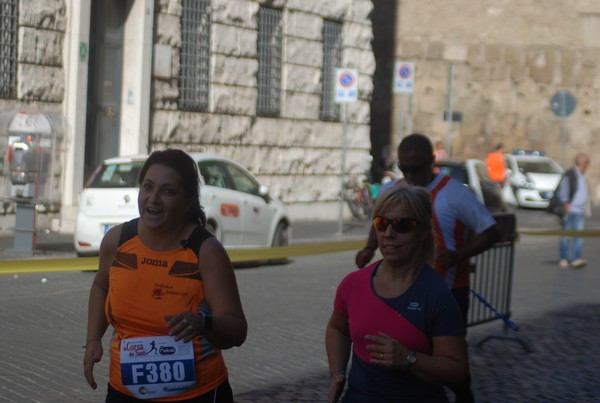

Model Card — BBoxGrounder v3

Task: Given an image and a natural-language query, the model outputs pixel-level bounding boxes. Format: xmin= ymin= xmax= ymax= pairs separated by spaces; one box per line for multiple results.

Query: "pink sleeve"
xmin=333 ymin=275 xmax=350 ymax=317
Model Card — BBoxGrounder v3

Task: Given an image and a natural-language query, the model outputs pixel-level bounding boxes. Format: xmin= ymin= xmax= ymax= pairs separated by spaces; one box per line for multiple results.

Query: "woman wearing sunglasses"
xmin=325 ymin=185 xmax=468 ymax=403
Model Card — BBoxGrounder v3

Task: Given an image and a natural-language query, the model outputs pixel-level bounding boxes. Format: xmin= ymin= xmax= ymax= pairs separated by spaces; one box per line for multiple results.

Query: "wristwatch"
xmin=406 ymin=350 xmax=417 ymax=370
xmin=200 ymin=310 xmax=213 ymax=333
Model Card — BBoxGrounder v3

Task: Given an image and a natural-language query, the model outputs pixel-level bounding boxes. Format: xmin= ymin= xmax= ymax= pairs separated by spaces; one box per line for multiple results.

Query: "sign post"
xmin=550 ymin=90 xmax=576 ymax=167
xmin=445 ymin=63 xmax=454 ymax=158
xmin=393 ymin=61 xmax=415 ymax=144
xmin=335 ymin=68 xmax=358 ymax=234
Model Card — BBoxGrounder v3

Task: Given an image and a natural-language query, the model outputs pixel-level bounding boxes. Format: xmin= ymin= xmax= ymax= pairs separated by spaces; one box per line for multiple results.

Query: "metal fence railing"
xmin=257 ymin=6 xmax=282 ymax=117
xmin=320 ymin=20 xmax=342 ymax=121
xmin=467 ymin=212 xmax=532 ymax=352
xmin=179 ymin=0 xmax=211 ymax=112
xmin=0 ymin=0 xmax=18 ymax=99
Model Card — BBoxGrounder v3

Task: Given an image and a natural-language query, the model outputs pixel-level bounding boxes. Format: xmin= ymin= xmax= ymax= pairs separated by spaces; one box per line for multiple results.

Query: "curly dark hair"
xmin=138 ymin=149 xmax=206 ymax=226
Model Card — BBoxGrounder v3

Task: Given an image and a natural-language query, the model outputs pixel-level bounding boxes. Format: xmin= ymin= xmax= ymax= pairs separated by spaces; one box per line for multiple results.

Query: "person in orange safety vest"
xmin=485 ymin=143 xmax=507 ymax=185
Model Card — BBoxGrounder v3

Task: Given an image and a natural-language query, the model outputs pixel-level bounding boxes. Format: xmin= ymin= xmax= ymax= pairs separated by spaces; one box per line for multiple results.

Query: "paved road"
xmin=0 ymin=209 xmax=599 ymax=402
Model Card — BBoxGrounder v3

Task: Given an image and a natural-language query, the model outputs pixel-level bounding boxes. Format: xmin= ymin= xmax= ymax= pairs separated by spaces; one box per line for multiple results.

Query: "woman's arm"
xmin=366 ymin=332 xmax=468 ymax=386
xmin=83 ymin=225 xmax=119 ymax=389
xmin=408 ymin=334 xmax=469 ymax=386
xmin=193 ymin=237 xmax=247 ymax=349
xmin=325 ymin=310 xmax=352 ymax=403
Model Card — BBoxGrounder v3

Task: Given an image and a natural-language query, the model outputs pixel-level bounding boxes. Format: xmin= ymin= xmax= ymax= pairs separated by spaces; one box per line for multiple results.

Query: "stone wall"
xmin=18 ymin=0 xmax=66 ymax=103
xmin=395 ymin=0 xmax=600 ymax=203
xmin=152 ymin=0 xmax=375 ymax=219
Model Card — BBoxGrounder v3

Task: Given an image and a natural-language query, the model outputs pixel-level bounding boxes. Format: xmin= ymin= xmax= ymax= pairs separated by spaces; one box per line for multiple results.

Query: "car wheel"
xmin=272 ymin=222 xmax=290 ymax=247
xmin=270 ymin=221 xmax=290 ymax=264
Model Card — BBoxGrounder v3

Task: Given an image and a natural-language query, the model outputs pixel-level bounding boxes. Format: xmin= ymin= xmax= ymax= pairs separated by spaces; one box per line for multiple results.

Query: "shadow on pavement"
xmin=232 ymin=304 xmax=600 ymax=403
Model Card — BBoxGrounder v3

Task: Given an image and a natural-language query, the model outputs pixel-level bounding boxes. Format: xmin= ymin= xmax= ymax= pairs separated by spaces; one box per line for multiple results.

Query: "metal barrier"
xmin=467 ymin=212 xmax=532 ymax=352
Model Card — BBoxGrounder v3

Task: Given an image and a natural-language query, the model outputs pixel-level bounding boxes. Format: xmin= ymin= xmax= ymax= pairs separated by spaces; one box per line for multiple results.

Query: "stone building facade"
xmin=151 ymin=0 xmax=374 ymax=220
xmin=391 ymin=0 xmax=600 ymax=203
xmin=0 ymin=0 xmax=375 ymax=232
xmin=7 ymin=0 xmax=600 ymax=235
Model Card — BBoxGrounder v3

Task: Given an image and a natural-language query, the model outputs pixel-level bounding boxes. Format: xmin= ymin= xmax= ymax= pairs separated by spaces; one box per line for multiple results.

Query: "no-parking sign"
xmin=335 ymin=68 xmax=358 ymax=103
xmin=393 ymin=61 xmax=415 ymax=93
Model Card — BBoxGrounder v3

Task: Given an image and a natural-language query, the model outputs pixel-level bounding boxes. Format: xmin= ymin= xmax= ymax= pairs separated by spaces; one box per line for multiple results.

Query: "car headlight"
xmin=515 ymin=177 xmax=534 ymax=189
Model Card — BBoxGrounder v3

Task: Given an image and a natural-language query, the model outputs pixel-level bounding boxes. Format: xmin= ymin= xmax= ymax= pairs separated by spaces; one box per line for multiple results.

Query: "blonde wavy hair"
xmin=373 ymin=184 xmax=435 ymax=265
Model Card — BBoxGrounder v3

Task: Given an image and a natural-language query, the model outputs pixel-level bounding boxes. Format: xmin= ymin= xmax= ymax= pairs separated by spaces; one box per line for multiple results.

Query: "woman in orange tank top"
xmin=84 ymin=149 xmax=247 ymax=402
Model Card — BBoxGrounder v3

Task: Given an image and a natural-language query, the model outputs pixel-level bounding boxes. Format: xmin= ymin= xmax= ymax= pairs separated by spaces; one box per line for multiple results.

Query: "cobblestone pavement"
xmin=0 ymin=210 xmax=599 ymax=402
xmin=230 ymin=303 xmax=600 ymax=403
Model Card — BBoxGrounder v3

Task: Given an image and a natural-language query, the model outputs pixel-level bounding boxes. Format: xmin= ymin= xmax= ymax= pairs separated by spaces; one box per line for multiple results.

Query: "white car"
xmin=503 ymin=153 xmax=564 ymax=209
xmin=435 ymin=159 xmax=508 ymax=213
xmin=74 ymin=153 xmax=292 ymax=256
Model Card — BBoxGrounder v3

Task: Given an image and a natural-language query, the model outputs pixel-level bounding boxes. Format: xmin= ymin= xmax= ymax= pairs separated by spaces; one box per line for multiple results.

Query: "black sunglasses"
xmin=373 ymin=216 xmax=420 ymax=233
xmin=397 ymin=161 xmax=430 ymax=175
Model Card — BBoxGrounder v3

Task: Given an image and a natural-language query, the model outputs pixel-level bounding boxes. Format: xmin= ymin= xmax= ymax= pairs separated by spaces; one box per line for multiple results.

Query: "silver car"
xmin=503 ymin=153 xmax=563 ymax=208
xmin=74 ymin=153 xmax=292 ymax=256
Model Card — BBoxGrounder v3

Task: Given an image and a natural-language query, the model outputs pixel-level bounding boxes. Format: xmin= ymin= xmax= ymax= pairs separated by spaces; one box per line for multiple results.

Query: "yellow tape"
xmin=0 ymin=240 xmax=366 ymax=275
xmin=518 ymin=229 xmax=600 ymax=237
xmin=2 ymin=228 xmax=599 ymax=275
xmin=0 ymin=256 xmax=99 ymax=274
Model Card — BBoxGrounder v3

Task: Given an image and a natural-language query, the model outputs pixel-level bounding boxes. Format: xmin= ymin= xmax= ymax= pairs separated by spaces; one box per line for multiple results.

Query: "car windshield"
xmin=517 ymin=160 xmax=562 ymax=174
xmin=87 ymin=161 xmax=145 ymax=188
xmin=436 ymin=164 xmax=468 ymax=185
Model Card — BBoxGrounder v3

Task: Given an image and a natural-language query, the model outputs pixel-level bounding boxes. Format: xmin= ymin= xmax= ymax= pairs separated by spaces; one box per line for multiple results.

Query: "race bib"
xmin=120 ymin=336 xmax=196 ymax=399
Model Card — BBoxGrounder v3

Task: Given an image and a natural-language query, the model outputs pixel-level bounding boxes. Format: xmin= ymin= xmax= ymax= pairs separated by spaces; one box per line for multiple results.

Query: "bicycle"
xmin=343 ymin=176 xmax=374 ymax=221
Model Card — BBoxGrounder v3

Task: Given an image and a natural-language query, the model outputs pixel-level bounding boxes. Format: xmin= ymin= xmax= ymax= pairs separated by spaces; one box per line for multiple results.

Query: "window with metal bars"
xmin=320 ymin=20 xmax=342 ymax=121
xmin=179 ymin=0 xmax=211 ymax=111
xmin=257 ymin=7 xmax=282 ymax=117
xmin=0 ymin=0 xmax=17 ymax=99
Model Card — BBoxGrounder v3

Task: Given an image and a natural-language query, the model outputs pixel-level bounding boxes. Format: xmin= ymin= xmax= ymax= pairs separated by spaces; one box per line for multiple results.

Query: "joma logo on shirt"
xmin=141 ymin=257 xmax=168 ymax=267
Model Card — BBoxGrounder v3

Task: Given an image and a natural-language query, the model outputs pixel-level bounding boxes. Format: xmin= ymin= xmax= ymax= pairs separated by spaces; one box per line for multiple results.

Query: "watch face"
xmin=407 ymin=350 xmax=417 ymax=364
xmin=201 ymin=310 xmax=213 ymax=332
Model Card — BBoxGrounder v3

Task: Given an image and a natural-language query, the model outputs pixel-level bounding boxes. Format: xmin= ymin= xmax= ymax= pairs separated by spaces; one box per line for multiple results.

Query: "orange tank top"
xmin=485 ymin=151 xmax=506 ymax=182
xmin=106 ymin=219 xmax=227 ymax=401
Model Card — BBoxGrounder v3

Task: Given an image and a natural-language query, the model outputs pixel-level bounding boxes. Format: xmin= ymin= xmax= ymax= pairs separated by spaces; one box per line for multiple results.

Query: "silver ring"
xmin=187 ymin=325 xmax=194 ymax=331
xmin=380 ymin=353 xmax=384 ymax=359
xmin=182 ymin=318 xmax=188 ymax=325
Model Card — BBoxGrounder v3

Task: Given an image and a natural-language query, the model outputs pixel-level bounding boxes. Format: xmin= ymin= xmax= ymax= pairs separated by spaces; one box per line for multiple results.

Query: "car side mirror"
xmin=259 ymin=184 xmax=272 ymax=202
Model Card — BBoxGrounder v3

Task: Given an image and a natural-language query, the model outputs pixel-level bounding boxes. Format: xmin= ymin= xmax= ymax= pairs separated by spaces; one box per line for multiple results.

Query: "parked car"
xmin=503 ymin=152 xmax=563 ymax=208
xmin=74 ymin=153 xmax=292 ymax=256
xmin=435 ymin=159 xmax=508 ymax=213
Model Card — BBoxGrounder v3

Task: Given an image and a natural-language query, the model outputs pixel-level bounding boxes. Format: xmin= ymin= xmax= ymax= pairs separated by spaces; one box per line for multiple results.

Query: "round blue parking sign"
xmin=338 ymin=72 xmax=356 ymax=87
xmin=399 ymin=65 xmax=412 ymax=79
xmin=550 ymin=91 xmax=576 ymax=117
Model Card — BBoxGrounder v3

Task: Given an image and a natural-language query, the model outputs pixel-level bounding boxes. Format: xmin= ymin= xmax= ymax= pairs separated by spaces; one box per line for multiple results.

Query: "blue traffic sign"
xmin=399 ymin=65 xmax=412 ymax=79
xmin=335 ymin=68 xmax=358 ymax=103
xmin=393 ymin=61 xmax=415 ymax=93
xmin=550 ymin=91 xmax=576 ymax=117
xmin=339 ymin=72 xmax=355 ymax=87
